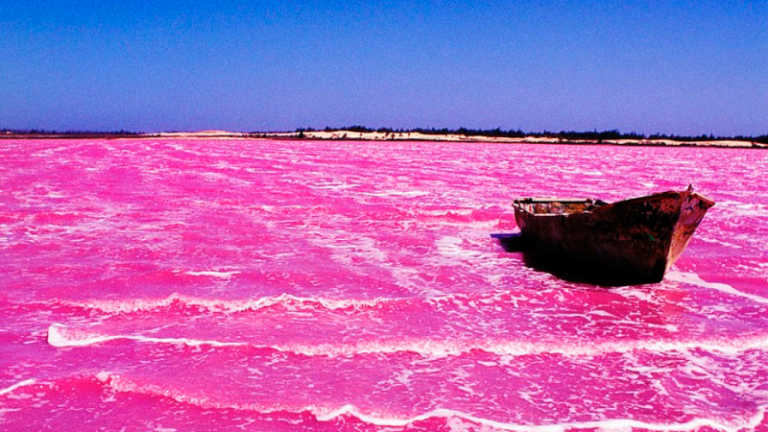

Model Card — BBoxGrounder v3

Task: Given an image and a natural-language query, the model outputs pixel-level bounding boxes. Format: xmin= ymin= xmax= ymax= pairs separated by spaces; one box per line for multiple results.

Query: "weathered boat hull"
xmin=513 ymin=188 xmax=714 ymax=284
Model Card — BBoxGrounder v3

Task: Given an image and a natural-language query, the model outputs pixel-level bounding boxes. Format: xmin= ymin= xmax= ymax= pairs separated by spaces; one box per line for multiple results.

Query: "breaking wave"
xmin=0 ymin=379 xmax=37 ymax=397
xmin=48 ymin=324 xmax=768 ymax=358
xmin=51 ymin=271 xmax=768 ymax=318
xmin=87 ymin=373 xmax=768 ymax=432
xmin=4 ymin=373 xmax=765 ymax=432
xmin=667 ymin=271 xmax=768 ymax=304
xmin=58 ymin=293 xmax=406 ymax=314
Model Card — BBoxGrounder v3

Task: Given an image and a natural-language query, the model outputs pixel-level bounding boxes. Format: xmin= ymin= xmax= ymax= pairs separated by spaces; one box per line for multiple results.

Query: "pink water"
xmin=1 ymin=139 xmax=767 ymax=431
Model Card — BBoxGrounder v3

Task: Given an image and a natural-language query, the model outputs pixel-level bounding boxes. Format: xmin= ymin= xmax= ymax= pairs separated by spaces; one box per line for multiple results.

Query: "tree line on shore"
xmin=294 ymin=126 xmax=768 ymax=144
xmin=3 ymin=126 xmax=767 ymax=144
xmin=1 ymin=128 xmax=141 ymax=136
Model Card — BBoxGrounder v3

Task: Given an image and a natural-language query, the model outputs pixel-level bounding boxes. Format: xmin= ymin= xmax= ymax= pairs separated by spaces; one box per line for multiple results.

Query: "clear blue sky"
xmin=1 ymin=0 xmax=766 ymax=135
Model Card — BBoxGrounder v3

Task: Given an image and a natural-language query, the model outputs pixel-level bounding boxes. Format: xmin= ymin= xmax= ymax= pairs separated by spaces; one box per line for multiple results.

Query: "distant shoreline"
xmin=2 ymin=130 xmax=766 ymax=149
xmin=269 ymin=130 xmax=767 ymax=149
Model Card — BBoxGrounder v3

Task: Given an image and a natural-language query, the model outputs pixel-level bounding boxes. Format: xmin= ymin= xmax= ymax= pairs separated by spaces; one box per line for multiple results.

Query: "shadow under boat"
xmin=492 ymin=186 xmax=715 ymax=287
xmin=492 ymin=232 xmax=644 ymax=287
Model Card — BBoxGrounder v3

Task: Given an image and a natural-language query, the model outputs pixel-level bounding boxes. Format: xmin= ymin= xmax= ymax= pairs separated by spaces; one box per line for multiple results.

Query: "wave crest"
xmin=0 ymin=379 xmax=37 ymax=397
xmin=93 ymin=372 xmax=768 ymax=432
xmin=60 ymin=293 xmax=403 ymax=314
xmin=48 ymin=324 xmax=768 ymax=358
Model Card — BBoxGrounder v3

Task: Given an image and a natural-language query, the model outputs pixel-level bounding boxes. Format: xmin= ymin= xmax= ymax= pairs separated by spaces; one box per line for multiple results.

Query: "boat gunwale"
xmin=690 ymin=192 xmax=715 ymax=206
xmin=512 ymin=189 xmax=714 ymax=217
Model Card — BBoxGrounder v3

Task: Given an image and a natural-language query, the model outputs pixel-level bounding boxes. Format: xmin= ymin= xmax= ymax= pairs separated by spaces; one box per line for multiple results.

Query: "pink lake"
xmin=0 ymin=139 xmax=767 ymax=431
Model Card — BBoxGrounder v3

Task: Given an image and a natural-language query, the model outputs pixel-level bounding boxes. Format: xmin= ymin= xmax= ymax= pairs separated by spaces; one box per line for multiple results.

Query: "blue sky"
xmin=1 ymin=0 xmax=766 ymax=135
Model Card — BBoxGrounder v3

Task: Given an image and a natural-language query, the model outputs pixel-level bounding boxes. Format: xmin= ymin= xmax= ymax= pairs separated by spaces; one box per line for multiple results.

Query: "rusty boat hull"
xmin=512 ymin=188 xmax=715 ymax=284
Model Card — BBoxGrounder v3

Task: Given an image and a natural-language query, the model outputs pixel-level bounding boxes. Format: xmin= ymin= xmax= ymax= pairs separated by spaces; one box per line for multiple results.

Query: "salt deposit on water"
xmin=0 ymin=139 xmax=767 ymax=431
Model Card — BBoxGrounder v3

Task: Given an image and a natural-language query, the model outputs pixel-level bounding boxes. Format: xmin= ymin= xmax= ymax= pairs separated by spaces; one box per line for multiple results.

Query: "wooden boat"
xmin=512 ymin=186 xmax=714 ymax=284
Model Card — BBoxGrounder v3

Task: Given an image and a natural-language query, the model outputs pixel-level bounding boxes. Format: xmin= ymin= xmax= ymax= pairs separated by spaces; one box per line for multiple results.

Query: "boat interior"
xmin=513 ymin=198 xmax=607 ymax=215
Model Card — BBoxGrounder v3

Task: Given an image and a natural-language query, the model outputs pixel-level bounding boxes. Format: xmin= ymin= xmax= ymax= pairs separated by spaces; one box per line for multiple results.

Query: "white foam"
xmin=315 ymin=404 xmax=767 ymax=432
xmin=715 ymin=201 xmax=768 ymax=218
xmin=185 ymin=270 xmax=241 ymax=279
xmin=47 ymin=324 xmax=768 ymax=358
xmin=667 ymin=271 xmax=768 ymax=304
xmin=314 ymin=235 xmax=389 ymax=265
xmin=62 ymin=292 xmax=400 ymax=314
xmin=60 ymin=288 xmax=554 ymax=317
xmin=96 ymin=371 xmax=113 ymax=383
xmin=0 ymin=379 xmax=36 ymax=397
xmin=48 ymin=324 xmax=246 ymax=348
xmin=310 ymin=182 xmax=358 ymax=191
xmin=362 ymin=190 xmax=430 ymax=198
xmin=96 ymin=372 xmax=768 ymax=432
xmin=420 ymin=209 xmax=474 ymax=217
xmin=435 ymin=236 xmax=482 ymax=260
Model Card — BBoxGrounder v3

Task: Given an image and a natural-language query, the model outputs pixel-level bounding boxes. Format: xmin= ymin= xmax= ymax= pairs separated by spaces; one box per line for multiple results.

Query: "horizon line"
xmin=3 ymin=126 xmax=767 ymax=141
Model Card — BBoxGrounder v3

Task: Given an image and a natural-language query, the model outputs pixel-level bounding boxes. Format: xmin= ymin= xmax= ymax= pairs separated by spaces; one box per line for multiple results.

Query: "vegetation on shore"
xmin=0 ymin=128 xmax=142 ymax=138
xmin=294 ymin=126 xmax=768 ymax=145
xmin=2 ymin=126 xmax=767 ymax=145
